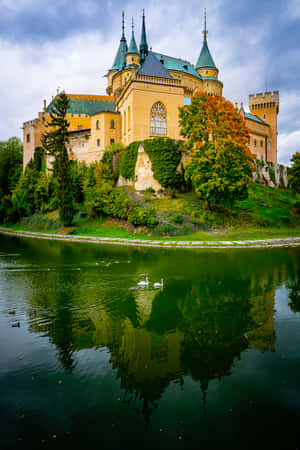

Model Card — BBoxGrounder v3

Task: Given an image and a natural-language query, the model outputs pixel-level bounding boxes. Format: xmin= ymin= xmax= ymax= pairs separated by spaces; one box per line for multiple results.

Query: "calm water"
xmin=0 ymin=235 xmax=300 ymax=450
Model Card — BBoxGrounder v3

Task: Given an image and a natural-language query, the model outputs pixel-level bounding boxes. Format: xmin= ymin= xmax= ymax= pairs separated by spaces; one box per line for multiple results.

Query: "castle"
xmin=23 ymin=11 xmax=279 ymax=171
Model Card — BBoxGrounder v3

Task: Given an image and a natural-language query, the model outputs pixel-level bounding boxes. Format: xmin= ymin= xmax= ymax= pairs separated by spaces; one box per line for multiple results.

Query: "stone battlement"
xmin=249 ymin=91 xmax=279 ymax=103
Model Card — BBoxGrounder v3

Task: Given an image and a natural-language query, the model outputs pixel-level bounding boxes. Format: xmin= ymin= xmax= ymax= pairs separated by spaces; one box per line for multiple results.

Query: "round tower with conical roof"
xmin=106 ymin=12 xmax=128 ymax=95
xmin=196 ymin=10 xmax=223 ymax=96
xmin=126 ymin=18 xmax=140 ymax=66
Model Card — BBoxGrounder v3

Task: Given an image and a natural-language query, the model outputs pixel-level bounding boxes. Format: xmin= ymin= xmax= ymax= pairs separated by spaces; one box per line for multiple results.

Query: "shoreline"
xmin=1 ymin=227 xmax=300 ymax=249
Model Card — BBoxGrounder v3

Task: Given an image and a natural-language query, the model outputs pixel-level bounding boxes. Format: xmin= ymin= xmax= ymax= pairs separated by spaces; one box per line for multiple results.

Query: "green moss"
xmin=119 ymin=141 xmax=141 ymax=181
xmin=143 ymin=138 xmax=183 ymax=189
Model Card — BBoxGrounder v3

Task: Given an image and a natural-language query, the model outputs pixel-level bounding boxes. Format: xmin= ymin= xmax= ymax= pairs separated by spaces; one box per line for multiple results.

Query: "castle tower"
xmin=249 ymin=91 xmax=279 ymax=163
xmin=126 ymin=18 xmax=140 ymax=66
xmin=111 ymin=11 xmax=128 ymax=72
xmin=195 ymin=10 xmax=222 ymax=96
xmin=139 ymin=10 xmax=148 ymax=64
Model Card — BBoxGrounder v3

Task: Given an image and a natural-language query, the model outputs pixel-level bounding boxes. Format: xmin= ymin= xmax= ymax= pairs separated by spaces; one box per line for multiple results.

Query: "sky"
xmin=0 ymin=0 xmax=299 ymax=165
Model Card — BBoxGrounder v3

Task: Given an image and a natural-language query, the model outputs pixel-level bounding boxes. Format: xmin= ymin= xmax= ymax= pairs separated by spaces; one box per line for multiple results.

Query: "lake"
xmin=0 ymin=234 xmax=300 ymax=449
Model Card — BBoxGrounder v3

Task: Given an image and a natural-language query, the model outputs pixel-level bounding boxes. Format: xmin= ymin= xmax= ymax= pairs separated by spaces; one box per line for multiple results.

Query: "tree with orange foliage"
xmin=179 ymin=94 xmax=254 ymax=208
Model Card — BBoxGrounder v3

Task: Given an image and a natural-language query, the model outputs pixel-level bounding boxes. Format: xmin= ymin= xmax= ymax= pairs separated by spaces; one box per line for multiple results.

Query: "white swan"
xmin=137 ymin=276 xmax=149 ymax=287
xmin=153 ymin=279 xmax=163 ymax=289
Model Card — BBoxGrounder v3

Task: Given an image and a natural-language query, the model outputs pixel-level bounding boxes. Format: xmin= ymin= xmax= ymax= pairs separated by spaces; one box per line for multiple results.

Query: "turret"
xmin=126 ymin=18 xmax=140 ymax=66
xmin=111 ymin=11 xmax=128 ymax=72
xmin=249 ymin=91 xmax=279 ymax=163
xmin=196 ymin=10 xmax=218 ymax=78
xmin=139 ymin=10 xmax=148 ymax=64
xmin=195 ymin=10 xmax=222 ymax=96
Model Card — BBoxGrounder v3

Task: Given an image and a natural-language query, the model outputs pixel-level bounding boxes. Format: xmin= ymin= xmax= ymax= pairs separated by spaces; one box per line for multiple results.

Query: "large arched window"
xmin=150 ymin=102 xmax=167 ymax=135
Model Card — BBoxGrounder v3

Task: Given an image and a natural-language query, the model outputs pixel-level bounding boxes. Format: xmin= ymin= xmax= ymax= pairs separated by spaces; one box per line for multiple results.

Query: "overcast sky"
xmin=0 ymin=0 xmax=299 ymax=165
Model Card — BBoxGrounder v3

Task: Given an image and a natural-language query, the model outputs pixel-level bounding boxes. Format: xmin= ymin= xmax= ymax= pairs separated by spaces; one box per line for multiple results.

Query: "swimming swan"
xmin=153 ymin=279 xmax=163 ymax=289
xmin=137 ymin=276 xmax=149 ymax=287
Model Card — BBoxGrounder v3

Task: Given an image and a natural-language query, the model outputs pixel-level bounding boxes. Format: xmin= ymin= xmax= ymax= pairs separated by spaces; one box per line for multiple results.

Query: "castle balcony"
xmin=135 ymin=74 xmax=182 ymax=87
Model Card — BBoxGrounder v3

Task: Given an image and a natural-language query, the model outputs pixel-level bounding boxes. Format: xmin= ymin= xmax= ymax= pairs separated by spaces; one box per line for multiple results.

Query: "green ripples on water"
xmin=0 ymin=235 xmax=300 ymax=449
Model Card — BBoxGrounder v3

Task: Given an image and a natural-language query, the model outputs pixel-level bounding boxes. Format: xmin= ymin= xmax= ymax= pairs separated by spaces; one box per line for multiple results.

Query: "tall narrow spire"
xmin=111 ymin=11 xmax=128 ymax=71
xmin=203 ymin=8 xmax=208 ymax=42
xmin=196 ymin=9 xmax=217 ymax=70
xmin=139 ymin=9 xmax=148 ymax=64
xmin=127 ymin=17 xmax=138 ymax=54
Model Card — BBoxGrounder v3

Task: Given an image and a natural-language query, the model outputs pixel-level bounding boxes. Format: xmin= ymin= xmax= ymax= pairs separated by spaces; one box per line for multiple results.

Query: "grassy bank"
xmin=4 ymin=184 xmax=300 ymax=242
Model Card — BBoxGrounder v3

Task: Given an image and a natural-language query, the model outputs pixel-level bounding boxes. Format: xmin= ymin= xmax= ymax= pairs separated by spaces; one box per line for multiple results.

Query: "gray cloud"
xmin=0 ymin=0 xmax=299 ymax=165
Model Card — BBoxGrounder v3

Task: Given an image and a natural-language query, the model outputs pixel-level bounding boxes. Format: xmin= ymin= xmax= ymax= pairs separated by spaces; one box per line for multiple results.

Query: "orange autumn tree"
xmin=179 ymin=94 xmax=254 ymax=207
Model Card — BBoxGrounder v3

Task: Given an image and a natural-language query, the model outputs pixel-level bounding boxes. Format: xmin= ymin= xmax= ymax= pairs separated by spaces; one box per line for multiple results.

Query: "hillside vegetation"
xmin=6 ymin=183 xmax=300 ymax=241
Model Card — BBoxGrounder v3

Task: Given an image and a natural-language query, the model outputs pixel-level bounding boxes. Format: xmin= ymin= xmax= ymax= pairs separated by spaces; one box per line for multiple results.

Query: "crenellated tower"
xmin=249 ymin=91 xmax=279 ymax=163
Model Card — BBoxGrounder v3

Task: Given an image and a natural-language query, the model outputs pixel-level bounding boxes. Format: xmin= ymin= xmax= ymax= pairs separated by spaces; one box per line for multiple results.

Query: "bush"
xmin=101 ymin=143 xmax=124 ymax=181
xmin=128 ymin=205 xmax=158 ymax=228
xmin=85 ymin=184 xmax=129 ymax=219
xmin=0 ymin=196 xmax=19 ymax=224
xmin=172 ymin=213 xmax=183 ymax=224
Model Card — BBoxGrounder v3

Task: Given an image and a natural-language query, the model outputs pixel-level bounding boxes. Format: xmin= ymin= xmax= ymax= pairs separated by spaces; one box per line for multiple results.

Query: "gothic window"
xmin=260 ymin=140 xmax=264 ymax=148
xmin=26 ymin=134 xmax=30 ymax=143
xmin=96 ymin=120 xmax=100 ymax=129
xmin=150 ymin=102 xmax=167 ymax=135
xmin=110 ymin=119 xmax=115 ymax=129
xmin=110 ymin=138 xmax=115 ymax=145
xmin=97 ymin=139 xmax=101 ymax=147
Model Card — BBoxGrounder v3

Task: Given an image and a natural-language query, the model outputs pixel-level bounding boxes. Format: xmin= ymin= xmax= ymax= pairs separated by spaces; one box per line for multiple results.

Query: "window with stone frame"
xmin=150 ymin=102 xmax=167 ymax=136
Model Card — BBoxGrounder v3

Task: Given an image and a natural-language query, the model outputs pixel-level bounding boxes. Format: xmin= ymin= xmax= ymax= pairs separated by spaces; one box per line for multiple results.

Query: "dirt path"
xmin=1 ymin=227 xmax=300 ymax=249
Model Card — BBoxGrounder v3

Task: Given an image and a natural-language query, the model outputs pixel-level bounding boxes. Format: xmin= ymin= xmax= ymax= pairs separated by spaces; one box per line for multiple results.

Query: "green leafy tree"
xmin=288 ymin=152 xmax=300 ymax=193
xmin=0 ymin=137 xmax=23 ymax=198
xmin=42 ymin=91 xmax=74 ymax=226
xmin=179 ymin=94 xmax=254 ymax=207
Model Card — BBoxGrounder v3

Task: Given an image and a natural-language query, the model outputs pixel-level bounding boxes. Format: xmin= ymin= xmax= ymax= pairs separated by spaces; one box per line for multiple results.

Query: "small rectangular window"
xmin=78 ymin=125 xmax=82 ymax=130
xmin=97 ymin=139 xmax=101 ymax=147
xmin=26 ymin=134 xmax=30 ymax=143
xmin=110 ymin=138 xmax=115 ymax=145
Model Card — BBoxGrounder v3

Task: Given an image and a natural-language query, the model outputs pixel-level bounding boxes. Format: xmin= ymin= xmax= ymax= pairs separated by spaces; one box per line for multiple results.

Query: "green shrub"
xmin=119 ymin=141 xmax=141 ymax=181
xmin=268 ymin=162 xmax=276 ymax=185
xmin=143 ymin=138 xmax=183 ymax=189
xmin=101 ymin=143 xmax=124 ymax=181
xmin=85 ymin=184 xmax=129 ymax=219
xmin=172 ymin=213 xmax=183 ymax=224
xmin=0 ymin=196 xmax=19 ymax=224
xmin=128 ymin=205 xmax=158 ymax=228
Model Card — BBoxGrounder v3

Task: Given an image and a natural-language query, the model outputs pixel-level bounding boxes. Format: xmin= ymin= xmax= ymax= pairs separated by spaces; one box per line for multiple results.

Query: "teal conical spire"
xmin=111 ymin=11 xmax=128 ymax=71
xmin=196 ymin=9 xmax=217 ymax=69
xmin=139 ymin=9 xmax=148 ymax=64
xmin=127 ymin=18 xmax=138 ymax=54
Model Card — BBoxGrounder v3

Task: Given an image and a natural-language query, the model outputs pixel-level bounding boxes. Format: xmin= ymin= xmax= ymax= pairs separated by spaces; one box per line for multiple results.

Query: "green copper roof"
xmin=196 ymin=40 xmax=216 ymax=69
xmin=111 ymin=12 xmax=128 ymax=71
xmin=127 ymin=19 xmax=138 ymax=54
xmin=46 ymin=98 xmax=116 ymax=115
xmin=245 ymin=112 xmax=269 ymax=125
xmin=152 ymin=52 xmax=202 ymax=79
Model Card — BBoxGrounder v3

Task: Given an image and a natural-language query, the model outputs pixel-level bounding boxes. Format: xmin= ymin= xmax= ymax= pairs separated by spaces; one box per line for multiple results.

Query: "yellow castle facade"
xmin=23 ymin=11 xmax=279 ymax=170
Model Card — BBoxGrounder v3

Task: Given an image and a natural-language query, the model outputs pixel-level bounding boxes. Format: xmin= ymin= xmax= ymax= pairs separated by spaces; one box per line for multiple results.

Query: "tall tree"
xmin=179 ymin=94 xmax=254 ymax=207
xmin=288 ymin=152 xmax=300 ymax=193
xmin=0 ymin=137 xmax=23 ymax=198
xmin=42 ymin=91 xmax=74 ymax=226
